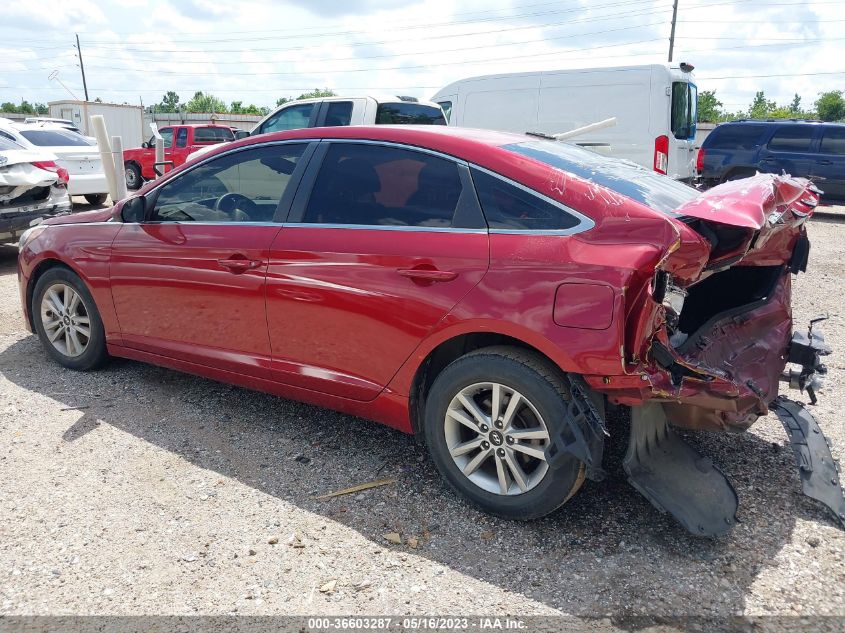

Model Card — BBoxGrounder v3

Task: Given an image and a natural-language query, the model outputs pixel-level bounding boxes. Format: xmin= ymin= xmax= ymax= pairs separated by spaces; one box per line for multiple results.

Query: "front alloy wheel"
xmin=32 ymin=267 xmax=107 ymax=370
xmin=424 ymin=346 xmax=586 ymax=519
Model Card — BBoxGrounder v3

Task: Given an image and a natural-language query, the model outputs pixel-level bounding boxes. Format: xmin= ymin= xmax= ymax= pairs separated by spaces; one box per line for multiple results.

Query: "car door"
xmin=109 ymin=141 xmax=316 ymax=378
xmin=757 ymin=125 xmax=819 ymax=178
xmin=169 ymin=126 xmax=191 ymax=166
xmin=813 ymin=126 xmax=845 ymax=201
xmin=265 ymin=140 xmax=490 ymax=401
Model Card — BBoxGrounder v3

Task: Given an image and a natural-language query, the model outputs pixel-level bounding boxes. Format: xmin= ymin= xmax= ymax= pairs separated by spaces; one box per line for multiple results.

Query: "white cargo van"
xmin=432 ymin=63 xmax=698 ymax=181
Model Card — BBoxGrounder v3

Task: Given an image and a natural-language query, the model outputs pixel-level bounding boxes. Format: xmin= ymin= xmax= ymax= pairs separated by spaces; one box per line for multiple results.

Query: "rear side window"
xmin=0 ymin=135 xmax=24 ymax=150
xmin=706 ymin=125 xmax=766 ymax=150
xmin=324 ymin=101 xmax=353 ymax=127
xmin=819 ymin=127 xmax=845 ymax=155
xmin=176 ymin=128 xmax=188 ymax=148
xmin=302 ymin=143 xmax=463 ymax=227
xmin=375 ymin=103 xmax=446 ymax=125
xmin=437 ymin=101 xmax=453 ymax=123
xmin=768 ymin=126 xmax=815 ymax=152
xmin=193 ymin=127 xmax=234 ymax=144
xmin=18 ymin=129 xmax=93 ymax=147
xmin=471 ymin=167 xmax=580 ymax=232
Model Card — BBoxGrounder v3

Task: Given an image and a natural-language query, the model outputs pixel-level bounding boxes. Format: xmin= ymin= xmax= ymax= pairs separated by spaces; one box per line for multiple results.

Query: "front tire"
xmin=124 ymin=163 xmax=142 ymax=190
xmin=423 ymin=346 xmax=585 ymax=519
xmin=32 ymin=267 xmax=108 ymax=371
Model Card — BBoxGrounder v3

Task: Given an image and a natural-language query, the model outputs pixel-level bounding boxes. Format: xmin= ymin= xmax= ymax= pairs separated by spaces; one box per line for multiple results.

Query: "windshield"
xmin=671 ymin=82 xmax=697 ymax=140
xmin=502 ymin=140 xmax=698 ymax=214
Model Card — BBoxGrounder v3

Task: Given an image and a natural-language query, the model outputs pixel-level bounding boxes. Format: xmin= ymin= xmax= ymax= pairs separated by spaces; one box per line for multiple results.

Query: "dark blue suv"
xmin=697 ymin=120 xmax=845 ymax=201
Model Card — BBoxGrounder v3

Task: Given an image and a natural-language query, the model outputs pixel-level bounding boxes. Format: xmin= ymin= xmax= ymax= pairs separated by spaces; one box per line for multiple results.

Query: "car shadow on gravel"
xmin=1 ymin=333 xmax=834 ymax=619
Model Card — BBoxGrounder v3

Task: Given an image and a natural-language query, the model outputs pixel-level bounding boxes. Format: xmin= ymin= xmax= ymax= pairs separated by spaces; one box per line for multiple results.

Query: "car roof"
xmin=719 ymin=119 xmax=832 ymax=126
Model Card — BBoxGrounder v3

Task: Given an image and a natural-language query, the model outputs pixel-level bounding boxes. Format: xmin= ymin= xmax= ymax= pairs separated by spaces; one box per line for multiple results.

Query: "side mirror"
xmin=141 ymin=141 xmax=150 ymax=149
xmin=120 ymin=196 xmax=146 ymax=223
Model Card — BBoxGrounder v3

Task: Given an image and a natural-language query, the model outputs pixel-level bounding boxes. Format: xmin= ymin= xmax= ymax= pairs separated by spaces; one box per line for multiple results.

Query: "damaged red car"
xmin=17 ymin=126 xmax=841 ymax=535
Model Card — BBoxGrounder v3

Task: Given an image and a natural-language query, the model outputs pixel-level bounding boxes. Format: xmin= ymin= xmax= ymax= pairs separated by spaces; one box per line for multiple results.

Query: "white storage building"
xmin=48 ymin=100 xmax=145 ymax=148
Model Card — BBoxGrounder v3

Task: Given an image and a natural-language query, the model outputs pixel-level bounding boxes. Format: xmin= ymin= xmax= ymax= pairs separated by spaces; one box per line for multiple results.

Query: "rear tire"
xmin=124 ymin=163 xmax=142 ymax=190
xmin=31 ymin=267 xmax=108 ymax=371
xmin=423 ymin=346 xmax=585 ymax=519
xmin=84 ymin=193 xmax=108 ymax=205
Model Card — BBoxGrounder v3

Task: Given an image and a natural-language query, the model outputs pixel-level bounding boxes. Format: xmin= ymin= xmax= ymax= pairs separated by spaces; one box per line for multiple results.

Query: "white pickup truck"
xmin=187 ymin=96 xmax=447 ymax=162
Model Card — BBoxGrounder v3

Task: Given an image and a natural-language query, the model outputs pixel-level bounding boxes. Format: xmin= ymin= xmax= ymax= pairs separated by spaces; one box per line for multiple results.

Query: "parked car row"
xmin=697 ymin=119 xmax=845 ymax=202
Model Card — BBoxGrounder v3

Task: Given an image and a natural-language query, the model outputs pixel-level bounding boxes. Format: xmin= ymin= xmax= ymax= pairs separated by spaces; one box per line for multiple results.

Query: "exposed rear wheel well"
xmin=26 ymin=259 xmax=72 ymax=329
xmin=409 ymin=333 xmax=563 ymax=435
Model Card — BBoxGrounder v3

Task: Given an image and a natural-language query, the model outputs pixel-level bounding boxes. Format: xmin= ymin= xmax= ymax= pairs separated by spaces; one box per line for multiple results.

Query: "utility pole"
xmin=668 ymin=0 xmax=679 ymax=62
xmin=75 ymin=33 xmax=89 ymax=101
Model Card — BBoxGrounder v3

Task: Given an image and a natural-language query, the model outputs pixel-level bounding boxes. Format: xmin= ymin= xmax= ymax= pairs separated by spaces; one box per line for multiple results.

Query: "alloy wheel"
xmin=444 ymin=382 xmax=551 ymax=496
xmin=40 ymin=283 xmax=91 ymax=358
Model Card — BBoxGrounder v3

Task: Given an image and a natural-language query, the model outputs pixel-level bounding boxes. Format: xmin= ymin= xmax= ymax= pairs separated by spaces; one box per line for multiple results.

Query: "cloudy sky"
xmin=1 ymin=0 xmax=842 ymax=113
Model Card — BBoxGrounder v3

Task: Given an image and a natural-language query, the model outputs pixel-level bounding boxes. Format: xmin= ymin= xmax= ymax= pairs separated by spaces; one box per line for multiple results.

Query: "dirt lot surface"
xmin=1 ymin=200 xmax=844 ymax=622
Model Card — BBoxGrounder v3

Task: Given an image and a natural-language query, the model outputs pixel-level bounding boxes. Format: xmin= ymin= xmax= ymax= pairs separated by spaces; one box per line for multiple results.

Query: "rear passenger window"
xmin=820 ymin=128 xmax=845 ymax=155
xmin=471 ymin=168 xmax=580 ymax=232
xmin=768 ymin=127 xmax=815 ymax=152
xmin=324 ymin=101 xmax=353 ymax=127
xmin=707 ymin=125 xmax=765 ymax=150
xmin=176 ymin=128 xmax=188 ymax=148
xmin=302 ymin=144 xmax=463 ymax=227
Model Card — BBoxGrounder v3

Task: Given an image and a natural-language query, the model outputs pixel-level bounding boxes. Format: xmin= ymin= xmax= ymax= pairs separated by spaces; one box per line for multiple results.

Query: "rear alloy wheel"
xmin=84 ymin=193 xmax=108 ymax=205
xmin=32 ymin=268 xmax=107 ymax=370
xmin=424 ymin=346 xmax=585 ymax=519
xmin=124 ymin=163 xmax=142 ymax=190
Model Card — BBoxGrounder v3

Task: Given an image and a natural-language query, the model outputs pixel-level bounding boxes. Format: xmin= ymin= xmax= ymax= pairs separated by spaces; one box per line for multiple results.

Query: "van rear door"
xmin=669 ymin=81 xmax=697 ymax=180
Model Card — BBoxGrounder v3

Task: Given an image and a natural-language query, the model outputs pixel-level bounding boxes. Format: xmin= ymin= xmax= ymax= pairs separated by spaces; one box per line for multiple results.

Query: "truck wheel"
xmin=124 ymin=163 xmax=142 ymax=190
xmin=423 ymin=346 xmax=585 ymax=519
xmin=84 ymin=193 xmax=108 ymax=205
xmin=32 ymin=267 xmax=108 ymax=371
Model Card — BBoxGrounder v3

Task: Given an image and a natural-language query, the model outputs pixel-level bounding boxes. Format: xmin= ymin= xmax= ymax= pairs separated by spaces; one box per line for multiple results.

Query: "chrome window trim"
xmin=469 ymin=165 xmax=595 ymax=236
xmin=321 ymin=138 xmax=470 ymax=167
xmin=281 ymin=223 xmax=487 ymax=234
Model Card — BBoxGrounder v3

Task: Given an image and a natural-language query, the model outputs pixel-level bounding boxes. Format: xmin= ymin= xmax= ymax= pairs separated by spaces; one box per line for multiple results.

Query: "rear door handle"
xmin=818 ymin=160 xmax=833 ymax=165
xmin=217 ymin=256 xmax=262 ymax=273
xmin=397 ymin=268 xmax=458 ymax=283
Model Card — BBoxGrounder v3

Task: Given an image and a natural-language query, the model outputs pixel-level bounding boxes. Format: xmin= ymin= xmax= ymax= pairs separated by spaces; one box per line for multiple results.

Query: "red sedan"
xmin=16 ymin=125 xmax=841 ymax=535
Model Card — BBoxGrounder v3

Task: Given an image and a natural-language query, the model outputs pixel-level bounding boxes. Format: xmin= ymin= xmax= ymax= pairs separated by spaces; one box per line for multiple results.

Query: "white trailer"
xmin=48 ymin=100 xmax=144 ymax=148
xmin=432 ymin=63 xmax=698 ymax=181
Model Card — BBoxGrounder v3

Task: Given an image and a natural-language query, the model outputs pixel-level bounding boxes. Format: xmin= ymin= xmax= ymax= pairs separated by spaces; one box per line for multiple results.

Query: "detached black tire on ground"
xmin=424 ymin=346 xmax=585 ymax=519
xmin=31 ymin=267 xmax=108 ymax=371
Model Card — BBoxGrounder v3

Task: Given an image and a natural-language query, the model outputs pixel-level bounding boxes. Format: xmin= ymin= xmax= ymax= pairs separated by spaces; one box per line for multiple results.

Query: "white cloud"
xmin=0 ymin=0 xmax=842 ymax=112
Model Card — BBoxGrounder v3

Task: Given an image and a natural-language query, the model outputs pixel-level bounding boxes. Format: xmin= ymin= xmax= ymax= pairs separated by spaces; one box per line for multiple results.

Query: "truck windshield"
xmin=671 ymin=82 xmax=697 ymax=140
xmin=502 ymin=140 xmax=698 ymax=214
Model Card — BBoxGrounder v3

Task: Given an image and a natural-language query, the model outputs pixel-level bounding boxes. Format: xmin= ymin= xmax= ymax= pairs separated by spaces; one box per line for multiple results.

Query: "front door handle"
xmin=818 ymin=160 xmax=833 ymax=165
xmin=397 ymin=268 xmax=458 ymax=283
xmin=218 ymin=257 xmax=262 ymax=273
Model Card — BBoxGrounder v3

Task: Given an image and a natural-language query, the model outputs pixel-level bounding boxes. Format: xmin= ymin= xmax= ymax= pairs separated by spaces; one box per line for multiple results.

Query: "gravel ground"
xmin=0 ymin=201 xmax=844 ymax=621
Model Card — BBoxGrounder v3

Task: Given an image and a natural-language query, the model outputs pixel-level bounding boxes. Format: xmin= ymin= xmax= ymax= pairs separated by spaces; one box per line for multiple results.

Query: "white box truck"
xmin=431 ymin=63 xmax=698 ymax=181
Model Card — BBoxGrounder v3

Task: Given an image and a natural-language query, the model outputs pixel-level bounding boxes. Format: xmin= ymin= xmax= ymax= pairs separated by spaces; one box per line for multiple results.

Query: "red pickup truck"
xmin=123 ymin=124 xmax=236 ymax=190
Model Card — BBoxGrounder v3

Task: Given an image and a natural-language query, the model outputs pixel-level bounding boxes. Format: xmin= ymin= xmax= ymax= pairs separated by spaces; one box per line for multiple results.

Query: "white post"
xmin=111 ymin=135 xmax=128 ymax=201
xmin=150 ymin=122 xmax=165 ymax=178
xmin=90 ymin=115 xmax=120 ymax=202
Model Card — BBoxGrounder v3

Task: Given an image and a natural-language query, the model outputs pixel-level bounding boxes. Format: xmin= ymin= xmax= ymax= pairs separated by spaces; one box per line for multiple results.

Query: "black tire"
xmin=84 ymin=193 xmax=108 ymax=205
xmin=423 ymin=346 xmax=586 ymax=520
xmin=124 ymin=163 xmax=142 ymax=190
xmin=723 ymin=168 xmax=756 ymax=183
xmin=31 ymin=267 xmax=108 ymax=371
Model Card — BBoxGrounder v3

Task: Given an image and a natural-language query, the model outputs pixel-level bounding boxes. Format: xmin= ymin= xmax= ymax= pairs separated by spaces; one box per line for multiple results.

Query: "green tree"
xmin=748 ymin=91 xmax=776 ymax=119
xmin=815 ymin=90 xmax=845 ymax=122
xmin=275 ymin=96 xmax=290 ymax=107
xmin=789 ymin=93 xmax=802 ymax=115
xmin=185 ymin=91 xmax=228 ymax=113
xmin=296 ymin=88 xmax=336 ymax=100
xmin=697 ymin=90 xmax=723 ymax=122
xmin=0 ymin=102 xmax=16 ymax=113
xmin=157 ymin=91 xmax=182 ymax=113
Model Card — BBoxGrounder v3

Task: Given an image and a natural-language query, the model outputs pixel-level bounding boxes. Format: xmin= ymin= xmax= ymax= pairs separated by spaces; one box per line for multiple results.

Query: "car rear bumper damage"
xmin=548 ymin=173 xmax=844 ymax=535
